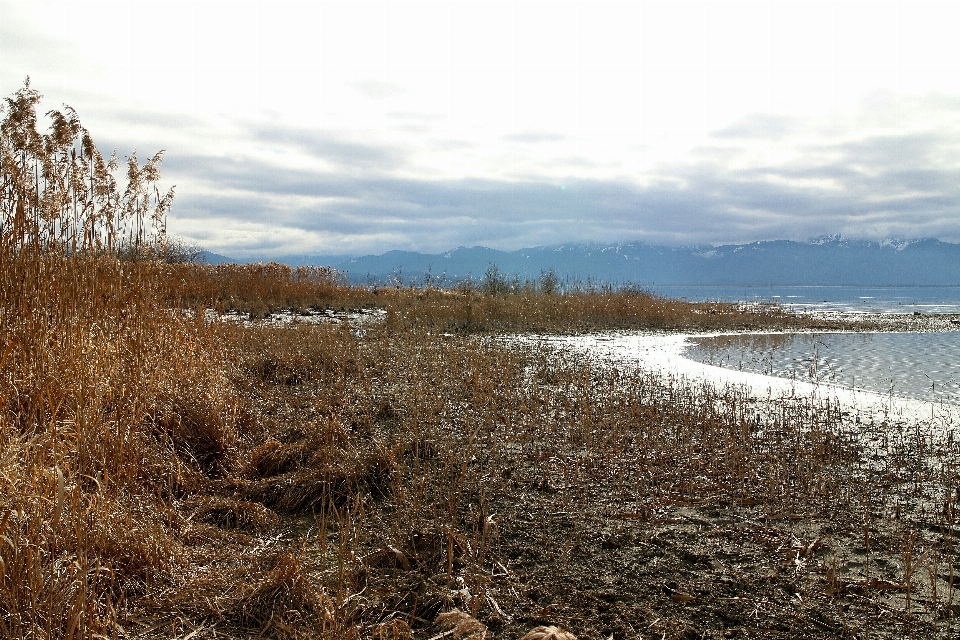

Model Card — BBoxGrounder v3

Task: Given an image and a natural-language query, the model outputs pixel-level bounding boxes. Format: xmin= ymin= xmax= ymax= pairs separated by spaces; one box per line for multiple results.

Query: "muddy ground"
xmin=320 ymin=318 xmax=960 ymax=639
xmin=350 ymin=424 xmax=960 ymax=639
xmin=142 ymin=314 xmax=960 ymax=639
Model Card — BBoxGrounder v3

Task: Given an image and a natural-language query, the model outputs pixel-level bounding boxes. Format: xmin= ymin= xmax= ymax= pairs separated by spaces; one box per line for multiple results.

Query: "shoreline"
xmin=791 ymin=309 xmax=960 ymax=332
xmin=514 ymin=318 xmax=960 ymax=433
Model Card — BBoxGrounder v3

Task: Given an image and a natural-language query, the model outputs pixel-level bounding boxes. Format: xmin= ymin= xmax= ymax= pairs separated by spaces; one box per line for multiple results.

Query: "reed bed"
xmin=3 ymin=80 xmax=959 ymax=639
xmin=381 ymin=286 xmax=797 ymax=334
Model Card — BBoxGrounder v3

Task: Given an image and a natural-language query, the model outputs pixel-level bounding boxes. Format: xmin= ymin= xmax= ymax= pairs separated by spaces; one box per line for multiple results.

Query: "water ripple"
xmin=685 ymin=332 xmax=960 ymax=406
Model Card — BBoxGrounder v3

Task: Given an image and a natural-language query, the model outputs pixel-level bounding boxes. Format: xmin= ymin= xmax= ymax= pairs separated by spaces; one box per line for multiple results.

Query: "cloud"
xmin=97 ymin=105 xmax=210 ymax=135
xmin=712 ymin=114 xmax=797 ymax=141
xmin=502 ymin=131 xmax=568 ymax=144
xmin=9 ymin=1 xmax=960 ymax=263
xmin=676 ymin=133 xmax=960 ymax=242
xmin=0 ymin=9 xmax=77 ymax=81
xmin=165 ymin=147 xmax=655 ymax=254
xmin=350 ymin=80 xmax=405 ymax=100
xmin=387 ymin=110 xmax=444 ymax=133
xmin=160 ymin=95 xmax=960 ymax=257
xmin=247 ymin=125 xmax=409 ymax=171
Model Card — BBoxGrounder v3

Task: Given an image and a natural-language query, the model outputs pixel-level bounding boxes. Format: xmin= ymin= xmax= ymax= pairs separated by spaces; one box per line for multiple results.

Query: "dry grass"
xmin=433 ymin=609 xmax=490 ymax=639
xmin=4 ymin=80 xmax=959 ymax=639
xmin=519 ymin=626 xmax=577 ymax=640
xmin=172 ymin=261 xmax=356 ymax=318
xmin=380 ymin=285 xmax=814 ymax=334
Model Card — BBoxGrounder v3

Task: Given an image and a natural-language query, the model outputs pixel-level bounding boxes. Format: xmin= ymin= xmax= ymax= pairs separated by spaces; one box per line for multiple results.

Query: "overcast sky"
xmin=4 ymin=1 xmax=960 ymax=258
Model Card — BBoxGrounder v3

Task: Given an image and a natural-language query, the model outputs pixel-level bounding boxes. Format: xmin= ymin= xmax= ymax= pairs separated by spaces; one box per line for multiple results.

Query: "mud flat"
xmin=493 ymin=325 xmax=960 ymax=638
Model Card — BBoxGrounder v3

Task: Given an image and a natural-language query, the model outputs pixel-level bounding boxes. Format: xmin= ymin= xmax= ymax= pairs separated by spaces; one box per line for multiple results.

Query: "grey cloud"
xmin=642 ymin=128 xmax=960 ymax=246
xmin=172 ymin=134 xmax=960 ymax=255
xmin=248 ymin=125 xmax=408 ymax=171
xmin=837 ymin=132 xmax=950 ymax=170
xmin=167 ymin=151 xmax=654 ymax=250
xmin=97 ymin=105 xmax=210 ymax=133
xmin=555 ymin=156 xmax=602 ymax=169
xmin=427 ymin=139 xmax=473 ymax=152
xmin=387 ymin=110 xmax=444 ymax=133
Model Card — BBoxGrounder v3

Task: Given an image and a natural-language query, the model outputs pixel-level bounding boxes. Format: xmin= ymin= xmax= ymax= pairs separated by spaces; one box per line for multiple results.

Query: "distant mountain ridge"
xmin=232 ymin=237 xmax=960 ymax=287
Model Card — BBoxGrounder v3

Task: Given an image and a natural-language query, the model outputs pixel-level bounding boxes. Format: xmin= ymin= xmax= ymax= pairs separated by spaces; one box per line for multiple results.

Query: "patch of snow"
xmin=880 ymin=238 xmax=913 ymax=251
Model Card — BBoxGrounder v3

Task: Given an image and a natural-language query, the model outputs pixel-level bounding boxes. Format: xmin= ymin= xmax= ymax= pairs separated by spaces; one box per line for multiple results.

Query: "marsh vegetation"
xmin=4 ymin=82 xmax=960 ymax=639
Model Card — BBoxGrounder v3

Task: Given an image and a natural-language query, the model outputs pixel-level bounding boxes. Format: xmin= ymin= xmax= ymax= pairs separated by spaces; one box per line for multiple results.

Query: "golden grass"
xmin=366 ymin=283 xmax=833 ymax=334
xmin=433 ymin=609 xmax=490 ymax=639
xmin=172 ymin=261 xmax=353 ymax=318
xmin=519 ymin=626 xmax=577 ymax=640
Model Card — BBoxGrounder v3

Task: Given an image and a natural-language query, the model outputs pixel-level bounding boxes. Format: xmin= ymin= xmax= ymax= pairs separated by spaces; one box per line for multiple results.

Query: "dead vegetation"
xmin=4 ymin=80 xmax=960 ymax=639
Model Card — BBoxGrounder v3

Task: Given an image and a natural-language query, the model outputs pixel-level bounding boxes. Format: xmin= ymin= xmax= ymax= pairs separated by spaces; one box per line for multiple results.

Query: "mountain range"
xmin=204 ymin=237 xmax=960 ymax=288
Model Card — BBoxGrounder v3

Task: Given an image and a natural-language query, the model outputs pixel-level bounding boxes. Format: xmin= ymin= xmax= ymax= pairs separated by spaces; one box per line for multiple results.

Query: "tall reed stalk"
xmin=0 ymin=79 xmax=236 ymax=638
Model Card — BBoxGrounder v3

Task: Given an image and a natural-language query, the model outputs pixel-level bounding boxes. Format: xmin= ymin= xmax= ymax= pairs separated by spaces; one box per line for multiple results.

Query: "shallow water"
xmin=685 ymin=331 xmax=960 ymax=406
xmin=645 ymin=284 xmax=960 ymax=313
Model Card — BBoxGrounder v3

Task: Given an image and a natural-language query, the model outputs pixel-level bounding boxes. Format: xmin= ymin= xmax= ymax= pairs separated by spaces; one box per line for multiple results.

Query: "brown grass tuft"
xmin=520 ymin=626 xmax=578 ymax=640
xmin=231 ymin=551 xmax=334 ymax=629
xmin=248 ymin=438 xmax=308 ymax=477
xmin=433 ymin=609 xmax=490 ymax=639
xmin=184 ymin=496 xmax=279 ymax=532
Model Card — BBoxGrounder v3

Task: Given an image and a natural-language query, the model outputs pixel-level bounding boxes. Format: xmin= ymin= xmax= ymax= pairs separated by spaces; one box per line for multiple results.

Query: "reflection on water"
xmin=685 ymin=332 xmax=960 ymax=405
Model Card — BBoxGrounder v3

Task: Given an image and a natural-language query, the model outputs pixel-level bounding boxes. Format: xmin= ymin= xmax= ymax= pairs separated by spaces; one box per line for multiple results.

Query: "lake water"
xmin=684 ymin=332 xmax=960 ymax=406
xmin=645 ymin=284 xmax=960 ymax=314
